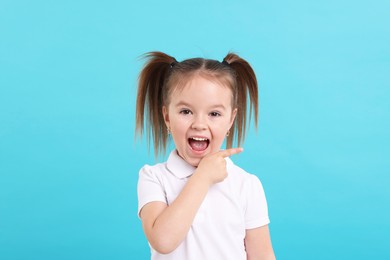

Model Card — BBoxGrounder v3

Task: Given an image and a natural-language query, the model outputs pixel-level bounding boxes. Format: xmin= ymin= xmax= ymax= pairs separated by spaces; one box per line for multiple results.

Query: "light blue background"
xmin=1 ymin=0 xmax=389 ymax=259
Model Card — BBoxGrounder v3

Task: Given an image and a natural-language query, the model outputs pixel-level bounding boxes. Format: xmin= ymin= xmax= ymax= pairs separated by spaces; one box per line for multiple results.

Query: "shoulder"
xmin=139 ymin=161 xmax=168 ymax=180
xmin=224 ymin=159 xmax=266 ymax=200
xmin=139 ymin=161 xmax=167 ymax=173
xmin=227 ymin=158 xmax=263 ymax=185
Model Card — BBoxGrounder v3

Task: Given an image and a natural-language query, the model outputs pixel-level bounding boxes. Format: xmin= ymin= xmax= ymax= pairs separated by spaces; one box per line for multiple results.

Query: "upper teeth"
xmin=192 ymin=137 xmax=208 ymax=141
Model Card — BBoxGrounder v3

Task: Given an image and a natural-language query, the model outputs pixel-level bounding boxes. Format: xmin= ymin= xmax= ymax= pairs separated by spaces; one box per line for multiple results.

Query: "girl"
xmin=136 ymin=51 xmax=275 ymax=260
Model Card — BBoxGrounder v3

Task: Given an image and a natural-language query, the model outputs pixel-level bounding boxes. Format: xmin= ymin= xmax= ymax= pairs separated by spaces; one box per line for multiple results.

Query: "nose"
xmin=191 ymin=114 xmax=207 ymax=130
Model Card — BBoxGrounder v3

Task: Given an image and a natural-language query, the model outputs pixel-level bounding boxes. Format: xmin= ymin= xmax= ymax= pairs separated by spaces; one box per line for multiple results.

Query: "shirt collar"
xmin=166 ymin=150 xmax=234 ymax=179
xmin=167 ymin=150 xmax=195 ymax=179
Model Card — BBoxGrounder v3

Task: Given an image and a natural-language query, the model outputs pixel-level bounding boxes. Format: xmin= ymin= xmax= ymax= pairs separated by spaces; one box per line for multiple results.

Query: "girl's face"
xmin=163 ymin=76 xmax=237 ymax=167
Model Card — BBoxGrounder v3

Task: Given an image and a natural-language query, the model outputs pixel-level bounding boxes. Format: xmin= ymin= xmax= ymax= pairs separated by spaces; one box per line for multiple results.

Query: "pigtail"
xmin=136 ymin=51 xmax=177 ymax=156
xmin=223 ymin=53 xmax=259 ymax=148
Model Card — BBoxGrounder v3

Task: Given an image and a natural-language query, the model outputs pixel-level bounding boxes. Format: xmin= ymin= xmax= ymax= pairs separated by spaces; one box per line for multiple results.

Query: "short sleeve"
xmin=137 ymin=165 xmax=168 ymax=217
xmin=244 ymin=174 xmax=270 ymax=229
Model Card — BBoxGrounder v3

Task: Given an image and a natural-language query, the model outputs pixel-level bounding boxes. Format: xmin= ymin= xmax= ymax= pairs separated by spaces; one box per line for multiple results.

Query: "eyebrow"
xmin=209 ymin=104 xmax=227 ymax=110
xmin=174 ymin=101 xmax=227 ymax=110
xmin=174 ymin=101 xmax=192 ymax=107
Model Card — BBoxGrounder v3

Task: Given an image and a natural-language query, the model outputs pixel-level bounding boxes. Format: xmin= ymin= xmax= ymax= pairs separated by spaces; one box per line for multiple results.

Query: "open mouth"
xmin=188 ymin=137 xmax=209 ymax=152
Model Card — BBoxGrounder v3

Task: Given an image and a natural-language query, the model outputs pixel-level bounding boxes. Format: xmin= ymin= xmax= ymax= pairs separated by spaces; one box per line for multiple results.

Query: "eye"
xmin=209 ymin=111 xmax=221 ymax=117
xmin=180 ymin=109 xmax=192 ymax=115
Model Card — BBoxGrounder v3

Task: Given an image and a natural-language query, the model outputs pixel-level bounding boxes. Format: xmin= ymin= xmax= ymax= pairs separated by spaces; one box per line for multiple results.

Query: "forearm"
xmin=247 ymin=252 xmax=276 ymax=260
xmin=148 ymin=173 xmax=210 ymax=253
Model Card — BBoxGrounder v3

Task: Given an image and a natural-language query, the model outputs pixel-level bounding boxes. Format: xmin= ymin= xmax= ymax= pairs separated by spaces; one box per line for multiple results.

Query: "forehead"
xmin=169 ymin=75 xmax=233 ymax=107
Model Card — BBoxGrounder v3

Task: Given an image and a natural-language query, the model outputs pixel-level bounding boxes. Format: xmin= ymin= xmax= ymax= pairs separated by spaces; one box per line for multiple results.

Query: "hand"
xmin=195 ymin=148 xmax=243 ymax=186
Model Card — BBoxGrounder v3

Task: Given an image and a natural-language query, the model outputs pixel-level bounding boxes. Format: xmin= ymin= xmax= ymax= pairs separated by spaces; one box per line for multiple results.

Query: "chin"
xmin=187 ymin=157 xmax=202 ymax=167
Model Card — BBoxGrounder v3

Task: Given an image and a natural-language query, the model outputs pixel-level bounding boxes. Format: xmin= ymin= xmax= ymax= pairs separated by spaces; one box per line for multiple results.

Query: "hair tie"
xmin=170 ymin=59 xmax=178 ymax=68
xmin=222 ymin=60 xmax=229 ymax=66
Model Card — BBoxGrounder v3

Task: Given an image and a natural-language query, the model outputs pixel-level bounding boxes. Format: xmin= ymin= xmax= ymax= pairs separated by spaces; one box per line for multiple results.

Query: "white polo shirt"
xmin=137 ymin=150 xmax=270 ymax=260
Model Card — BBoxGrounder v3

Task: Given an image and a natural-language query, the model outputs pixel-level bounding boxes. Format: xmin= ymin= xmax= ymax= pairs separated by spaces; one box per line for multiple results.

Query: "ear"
xmin=229 ymin=108 xmax=237 ymax=129
xmin=162 ymin=106 xmax=170 ymax=128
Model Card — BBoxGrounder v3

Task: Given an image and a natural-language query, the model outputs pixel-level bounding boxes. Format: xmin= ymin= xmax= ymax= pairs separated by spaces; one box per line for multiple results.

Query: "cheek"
xmin=170 ymin=118 xmax=188 ymax=135
xmin=211 ymin=127 xmax=228 ymax=140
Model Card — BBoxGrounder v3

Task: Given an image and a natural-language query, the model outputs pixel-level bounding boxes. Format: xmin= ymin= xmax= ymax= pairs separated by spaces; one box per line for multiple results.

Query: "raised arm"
xmin=139 ymin=148 xmax=243 ymax=254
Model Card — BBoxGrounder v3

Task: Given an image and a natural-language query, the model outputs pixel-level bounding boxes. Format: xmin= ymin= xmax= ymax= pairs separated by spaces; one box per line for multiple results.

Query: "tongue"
xmin=189 ymin=139 xmax=208 ymax=151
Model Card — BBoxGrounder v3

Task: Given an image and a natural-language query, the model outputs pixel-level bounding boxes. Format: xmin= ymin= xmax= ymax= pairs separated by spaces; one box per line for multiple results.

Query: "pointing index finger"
xmin=221 ymin=147 xmax=244 ymax=158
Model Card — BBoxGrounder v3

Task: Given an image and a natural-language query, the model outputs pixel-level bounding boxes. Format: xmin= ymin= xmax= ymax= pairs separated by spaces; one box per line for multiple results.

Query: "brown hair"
xmin=135 ymin=51 xmax=258 ymax=156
